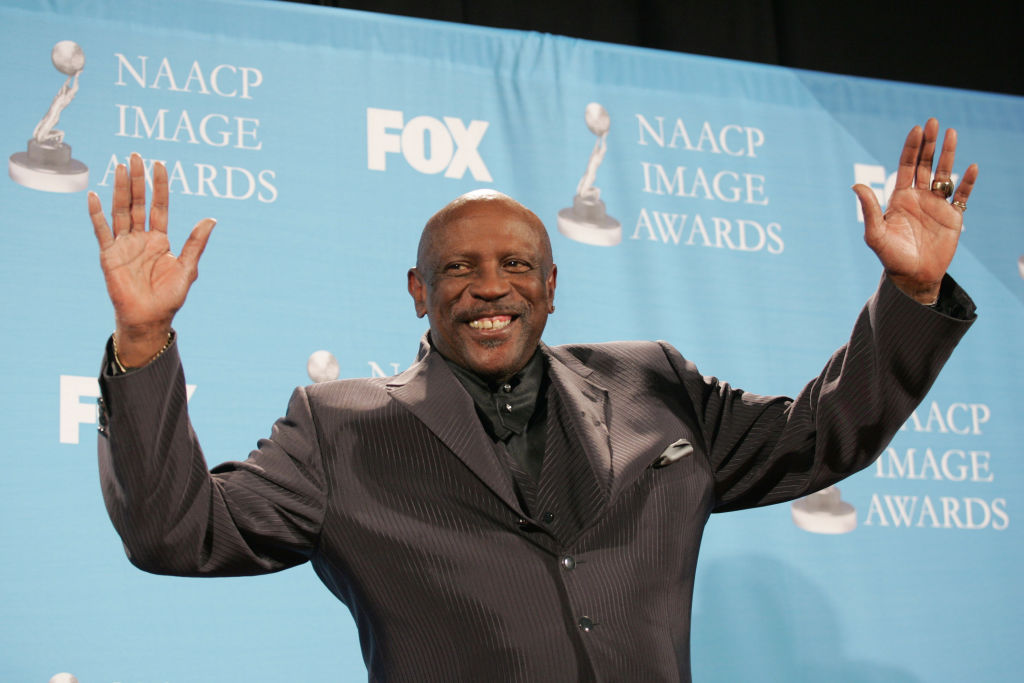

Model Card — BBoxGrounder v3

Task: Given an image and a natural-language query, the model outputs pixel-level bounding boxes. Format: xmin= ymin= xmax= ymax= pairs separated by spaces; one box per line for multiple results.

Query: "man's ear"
xmin=408 ymin=268 xmax=428 ymax=318
xmin=546 ymin=263 xmax=558 ymax=313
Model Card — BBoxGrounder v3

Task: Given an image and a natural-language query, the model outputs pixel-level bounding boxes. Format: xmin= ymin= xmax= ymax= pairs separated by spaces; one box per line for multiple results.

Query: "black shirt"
xmin=444 ymin=350 xmax=548 ymax=483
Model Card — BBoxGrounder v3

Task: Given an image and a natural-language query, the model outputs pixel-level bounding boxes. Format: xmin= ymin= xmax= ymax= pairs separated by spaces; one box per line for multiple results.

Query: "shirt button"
xmin=578 ymin=616 xmax=594 ymax=632
xmin=542 ymin=511 xmax=555 ymax=524
xmin=561 ymin=556 xmax=576 ymax=570
xmin=503 ymin=403 xmax=512 ymax=413
xmin=501 ymin=383 xmax=513 ymax=393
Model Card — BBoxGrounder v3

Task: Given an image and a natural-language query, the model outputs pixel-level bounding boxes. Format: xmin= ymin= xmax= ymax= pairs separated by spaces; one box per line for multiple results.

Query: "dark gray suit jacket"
xmin=97 ymin=276 xmax=975 ymax=682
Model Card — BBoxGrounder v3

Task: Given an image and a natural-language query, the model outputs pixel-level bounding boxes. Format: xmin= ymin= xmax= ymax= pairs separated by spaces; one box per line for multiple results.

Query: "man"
xmin=89 ymin=119 xmax=977 ymax=681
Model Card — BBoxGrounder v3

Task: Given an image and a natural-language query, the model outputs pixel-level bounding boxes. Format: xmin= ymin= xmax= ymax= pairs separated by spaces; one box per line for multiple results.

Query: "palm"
xmin=870 ymin=186 xmax=962 ymax=285
xmin=99 ymin=230 xmax=192 ymax=328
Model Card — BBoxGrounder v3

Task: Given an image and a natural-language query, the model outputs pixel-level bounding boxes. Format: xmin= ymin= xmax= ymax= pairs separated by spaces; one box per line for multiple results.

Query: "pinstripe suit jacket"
xmin=98 ymin=276 xmax=974 ymax=682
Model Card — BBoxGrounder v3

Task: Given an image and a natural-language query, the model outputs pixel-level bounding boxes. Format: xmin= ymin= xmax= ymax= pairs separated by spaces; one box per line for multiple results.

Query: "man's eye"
xmin=504 ymin=260 xmax=531 ymax=272
xmin=444 ymin=263 xmax=468 ymax=274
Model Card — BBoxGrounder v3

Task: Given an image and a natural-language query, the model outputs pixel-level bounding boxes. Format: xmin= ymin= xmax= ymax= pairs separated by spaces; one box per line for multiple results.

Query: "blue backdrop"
xmin=2 ymin=0 xmax=1022 ymax=680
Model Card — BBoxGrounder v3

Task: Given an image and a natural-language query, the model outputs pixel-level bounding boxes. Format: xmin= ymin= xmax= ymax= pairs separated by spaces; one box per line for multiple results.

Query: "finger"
xmin=933 ymin=127 xmax=957 ymax=183
xmin=129 ymin=153 xmax=147 ymax=232
xmin=178 ymin=218 xmax=217 ymax=276
xmin=915 ymin=118 xmax=939 ymax=190
xmin=952 ymin=163 xmax=979 ymax=208
xmin=852 ymin=184 xmax=885 ymax=248
xmin=150 ymin=162 xmax=169 ymax=234
xmin=88 ymin=191 xmax=114 ymax=250
xmin=111 ymin=163 xmax=130 ymax=237
xmin=894 ymin=125 xmax=922 ymax=191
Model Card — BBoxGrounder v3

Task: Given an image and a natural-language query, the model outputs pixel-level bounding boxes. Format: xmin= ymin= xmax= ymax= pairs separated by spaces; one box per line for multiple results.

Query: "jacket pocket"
xmin=650 ymin=438 xmax=694 ymax=469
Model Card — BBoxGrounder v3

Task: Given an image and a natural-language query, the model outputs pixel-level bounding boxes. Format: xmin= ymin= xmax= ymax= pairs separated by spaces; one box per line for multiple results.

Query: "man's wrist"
xmin=112 ymin=329 xmax=174 ymax=370
xmin=885 ymin=273 xmax=941 ymax=306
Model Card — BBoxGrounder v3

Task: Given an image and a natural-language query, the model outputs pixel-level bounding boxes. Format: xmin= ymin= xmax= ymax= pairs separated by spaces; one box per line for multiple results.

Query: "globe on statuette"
xmin=584 ymin=102 xmax=610 ymax=136
xmin=52 ymin=40 xmax=86 ymax=75
xmin=307 ymin=350 xmax=341 ymax=383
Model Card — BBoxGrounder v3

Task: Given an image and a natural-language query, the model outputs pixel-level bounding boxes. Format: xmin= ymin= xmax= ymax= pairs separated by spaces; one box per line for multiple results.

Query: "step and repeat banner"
xmin=2 ymin=0 xmax=1022 ymax=680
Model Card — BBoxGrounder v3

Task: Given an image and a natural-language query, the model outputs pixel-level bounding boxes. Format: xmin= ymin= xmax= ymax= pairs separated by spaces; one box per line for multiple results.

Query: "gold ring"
xmin=952 ymin=200 xmax=967 ymax=213
xmin=931 ymin=179 xmax=954 ymax=198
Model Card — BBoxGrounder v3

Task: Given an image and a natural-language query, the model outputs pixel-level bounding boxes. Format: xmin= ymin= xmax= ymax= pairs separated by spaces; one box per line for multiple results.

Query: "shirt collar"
xmin=443 ymin=349 xmax=546 ymax=441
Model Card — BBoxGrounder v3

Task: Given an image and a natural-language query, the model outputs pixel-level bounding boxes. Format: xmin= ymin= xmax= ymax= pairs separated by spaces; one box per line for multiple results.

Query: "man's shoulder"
xmin=303 ymin=375 xmax=394 ymax=411
xmin=548 ymin=339 xmax=669 ymax=355
xmin=545 ymin=340 xmax=682 ymax=376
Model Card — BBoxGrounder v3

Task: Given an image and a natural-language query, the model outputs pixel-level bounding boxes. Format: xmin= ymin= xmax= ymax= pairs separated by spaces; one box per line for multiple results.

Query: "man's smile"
xmin=467 ymin=315 xmax=514 ymax=331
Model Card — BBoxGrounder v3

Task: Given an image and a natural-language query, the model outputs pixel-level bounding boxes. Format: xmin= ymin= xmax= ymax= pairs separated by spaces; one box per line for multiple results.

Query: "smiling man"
xmin=91 ymin=120 xmax=977 ymax=681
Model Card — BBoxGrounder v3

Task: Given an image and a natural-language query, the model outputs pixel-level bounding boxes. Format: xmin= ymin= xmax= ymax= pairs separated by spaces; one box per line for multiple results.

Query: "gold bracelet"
xmin=112 ymin=331 xmax=173 ymax=372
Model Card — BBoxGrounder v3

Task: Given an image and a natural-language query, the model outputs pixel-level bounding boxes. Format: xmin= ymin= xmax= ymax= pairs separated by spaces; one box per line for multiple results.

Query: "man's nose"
xmin=469 ymin=264 xmax=512 ymax=299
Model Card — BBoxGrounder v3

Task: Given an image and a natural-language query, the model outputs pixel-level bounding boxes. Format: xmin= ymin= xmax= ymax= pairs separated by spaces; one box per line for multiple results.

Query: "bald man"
xmin=91 ymin=120 xmax=977 ymax=681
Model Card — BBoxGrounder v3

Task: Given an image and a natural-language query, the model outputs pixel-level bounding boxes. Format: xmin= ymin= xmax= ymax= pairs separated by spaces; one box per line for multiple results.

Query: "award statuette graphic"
xmin=791 ymin=486 xmax=857 ymax=534
xmin=557 ymin=102 xmax=621 ymax=246
xmin=307 ymin=350 xmax=341 ymax=383
xmin=9 ymin=41 xmax=89 ymax=193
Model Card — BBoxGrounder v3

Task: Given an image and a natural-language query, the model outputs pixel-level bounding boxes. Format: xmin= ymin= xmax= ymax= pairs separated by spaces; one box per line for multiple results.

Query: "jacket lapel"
xmin=541 ymin=345 xmax=613 ymax=519
xmin=386 ymin=338 xmax=523 ymax=516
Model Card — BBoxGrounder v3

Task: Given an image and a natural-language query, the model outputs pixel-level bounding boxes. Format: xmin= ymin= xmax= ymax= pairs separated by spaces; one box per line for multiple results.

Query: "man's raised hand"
xmin=853 ymin=118 xmax=978 ymax=304
xmin=88 ymin=153 xmax=215 ymax=367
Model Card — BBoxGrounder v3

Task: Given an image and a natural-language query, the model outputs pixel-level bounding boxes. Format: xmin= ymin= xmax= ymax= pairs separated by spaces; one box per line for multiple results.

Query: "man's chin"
xmin=476 ymin=337 xmax=507 ymax=349
xmin=460 ymin=348 xmax=526 ymax=381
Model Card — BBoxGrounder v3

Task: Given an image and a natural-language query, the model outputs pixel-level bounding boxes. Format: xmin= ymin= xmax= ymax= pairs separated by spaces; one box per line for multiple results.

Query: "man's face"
xmin=408 ymin=198 xmax=557 ymax=383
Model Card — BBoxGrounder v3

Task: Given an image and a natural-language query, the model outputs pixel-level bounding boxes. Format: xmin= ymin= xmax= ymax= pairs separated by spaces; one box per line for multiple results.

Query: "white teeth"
xmin=469 ymin=318 xmax=511 ymax=330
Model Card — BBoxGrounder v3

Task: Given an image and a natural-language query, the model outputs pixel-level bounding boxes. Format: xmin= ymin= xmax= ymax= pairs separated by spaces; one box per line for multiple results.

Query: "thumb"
xmin=179 ymin=218 xmax=216 ymax=275
xmin=852 ymin=184 xmax=885 ymax=249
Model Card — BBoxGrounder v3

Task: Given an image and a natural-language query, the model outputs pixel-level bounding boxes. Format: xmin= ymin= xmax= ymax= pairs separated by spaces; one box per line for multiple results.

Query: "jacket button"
xmin=517 ymin=518 xmax=540 ymax=532
xmin=96 ymin=397 xmax=109 ymax=435
xmin=542 ymin=511 xmax=555 ymax=524
xmin=561 ymin=556 xmax=576 ymax=570
xmin=577 ymin=616 xmax=594 ymax=632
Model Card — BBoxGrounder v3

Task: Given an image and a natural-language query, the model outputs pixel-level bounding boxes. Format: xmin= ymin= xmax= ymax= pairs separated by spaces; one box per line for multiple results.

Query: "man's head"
xmin=408 ymin=190 xmax=557 ymax=383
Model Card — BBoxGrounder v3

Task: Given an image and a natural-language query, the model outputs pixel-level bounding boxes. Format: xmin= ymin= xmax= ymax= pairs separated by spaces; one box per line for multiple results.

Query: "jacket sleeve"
xmin=97 ymin=336 xmax=326 ymax=576
xmin=663 ymin=274 xmax=976 ymax=512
